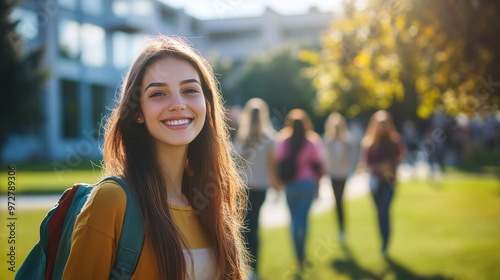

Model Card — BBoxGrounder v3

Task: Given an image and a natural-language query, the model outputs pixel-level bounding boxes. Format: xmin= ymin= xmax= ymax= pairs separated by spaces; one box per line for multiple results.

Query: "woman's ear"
xmin=135 ymin=112 xmax=145 ymax=123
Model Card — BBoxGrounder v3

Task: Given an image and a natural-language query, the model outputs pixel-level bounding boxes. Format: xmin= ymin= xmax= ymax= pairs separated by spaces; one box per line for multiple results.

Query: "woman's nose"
xmin=169 ymin=92 xmax=186 ymax=111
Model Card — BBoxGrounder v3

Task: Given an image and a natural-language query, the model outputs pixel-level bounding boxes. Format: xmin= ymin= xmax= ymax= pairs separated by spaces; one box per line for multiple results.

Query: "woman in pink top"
xmin=276 ymin=109 xmax=325 ymax=271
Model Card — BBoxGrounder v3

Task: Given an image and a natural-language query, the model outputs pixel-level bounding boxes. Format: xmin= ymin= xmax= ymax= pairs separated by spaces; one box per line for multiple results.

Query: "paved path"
xmin=262 ymin=159 xmax=437 ymax=228
xmin=1 ymin=161 xmax=434 ymax=228
xmin=259 ymin=175 xmax=369 ymax=228
xmin=0 ymin=175 xmax=367 ymax=228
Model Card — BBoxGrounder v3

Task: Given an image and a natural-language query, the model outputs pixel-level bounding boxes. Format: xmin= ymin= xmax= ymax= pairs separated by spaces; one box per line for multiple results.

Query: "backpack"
xmin=278 ymin=156 xmax=297 ymax=183
xmin=15 ymin=176 xmax=145 ymax=280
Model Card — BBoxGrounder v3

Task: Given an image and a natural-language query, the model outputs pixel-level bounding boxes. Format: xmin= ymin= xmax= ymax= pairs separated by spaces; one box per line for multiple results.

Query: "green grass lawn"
xmin=258 ymin=173 xmax=500 ymax=280
xmin=0 ymin=163 xmax=104 ymax=194
xmin=1 ymin=172 xmax=499 ymax=280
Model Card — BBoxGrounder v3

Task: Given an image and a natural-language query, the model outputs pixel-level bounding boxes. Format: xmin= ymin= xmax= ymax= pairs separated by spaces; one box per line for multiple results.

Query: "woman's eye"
xmin=183 ymin=88 xmax=199 ymax=94
xmin=150 ymin=91 xmax=164 ymax=97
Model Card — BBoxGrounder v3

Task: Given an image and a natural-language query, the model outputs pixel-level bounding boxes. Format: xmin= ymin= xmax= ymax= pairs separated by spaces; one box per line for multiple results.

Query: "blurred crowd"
xmin=227 ymin=98 xmax=500 ymax=280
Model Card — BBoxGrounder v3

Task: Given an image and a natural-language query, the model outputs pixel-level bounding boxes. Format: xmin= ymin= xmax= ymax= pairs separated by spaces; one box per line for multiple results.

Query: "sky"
xmin=160 ymin=0 xmax=341 ymax=20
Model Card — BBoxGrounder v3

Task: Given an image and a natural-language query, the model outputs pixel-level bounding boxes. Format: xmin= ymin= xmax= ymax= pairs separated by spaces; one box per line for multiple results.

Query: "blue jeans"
xmin=370 ymin=178 xmax=395 ymax=253
xmin=285 ymin=179 xmax=315 ymax=263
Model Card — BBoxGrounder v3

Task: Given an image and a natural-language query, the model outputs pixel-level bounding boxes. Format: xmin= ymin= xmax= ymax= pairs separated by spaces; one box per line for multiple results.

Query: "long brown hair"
xmin=102 ymin=35 xmax=249 ymax=279
xmin=361 ymin=110 xmax=401 ymax=149
xmin=282 ymin=109 xmax=310 ymax=156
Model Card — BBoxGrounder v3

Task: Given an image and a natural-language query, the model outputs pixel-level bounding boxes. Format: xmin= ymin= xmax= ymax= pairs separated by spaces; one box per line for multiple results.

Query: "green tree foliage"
xmin=235 ymin=46 xmax=320 ymax=130
xmin=301 ymin=0 xmax=500 ymax=121
xmin=212 ymin=57 xmax=240 ymax=105
xmin=0 ymin=0 xmax=48 ymax=150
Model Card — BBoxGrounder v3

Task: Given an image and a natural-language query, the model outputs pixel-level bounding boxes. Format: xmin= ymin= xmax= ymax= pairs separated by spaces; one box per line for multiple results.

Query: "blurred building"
xmin=4 ymin=0 xmax=334 ymax=162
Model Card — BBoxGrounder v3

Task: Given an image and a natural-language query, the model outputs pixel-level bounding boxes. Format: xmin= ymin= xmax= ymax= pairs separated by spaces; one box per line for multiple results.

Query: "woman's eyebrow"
xmin=180 ymin=79 xmax=201 ymax=85
xmin=145 ymin=82 xmax=166 ymax=91
xmin=144 ymin=79 xmax=200 ymax=91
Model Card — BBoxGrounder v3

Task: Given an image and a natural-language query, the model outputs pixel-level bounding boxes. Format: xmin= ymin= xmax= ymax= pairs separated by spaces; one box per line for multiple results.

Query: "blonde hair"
xmin=324 ymin=112 xmax=350 ymax=142
xmin=103 ymin=35 xmax=249 ymax=279
xmin=236 ymin=98 xmax=275 ymax=145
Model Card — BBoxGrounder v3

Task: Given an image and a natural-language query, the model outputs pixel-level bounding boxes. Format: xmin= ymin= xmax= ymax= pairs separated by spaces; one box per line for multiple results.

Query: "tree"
xmin=212 ymin=57 xmax=241 ymax=106
xmin=300 ymin=0 xmax=500 ymax=123
xmin=235 ymin=46 xmax=321 ymax=131
xmin=0 ymin=0 xmax=47 ymax=151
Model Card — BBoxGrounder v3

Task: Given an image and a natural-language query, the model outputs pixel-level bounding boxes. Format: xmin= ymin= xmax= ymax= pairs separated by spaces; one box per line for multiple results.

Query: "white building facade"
xmin=4 ymin=0 xmax=334 ymax=162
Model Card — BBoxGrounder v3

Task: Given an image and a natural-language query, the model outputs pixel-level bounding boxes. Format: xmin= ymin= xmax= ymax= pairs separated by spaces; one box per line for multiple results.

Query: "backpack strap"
xmin=105 ymin=176 xmax=145 ymax=280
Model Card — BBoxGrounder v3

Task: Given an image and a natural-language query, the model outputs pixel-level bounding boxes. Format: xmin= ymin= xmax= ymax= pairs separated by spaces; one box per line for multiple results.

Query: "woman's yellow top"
xmin=62 ymin=181 xmax=218 ymax=279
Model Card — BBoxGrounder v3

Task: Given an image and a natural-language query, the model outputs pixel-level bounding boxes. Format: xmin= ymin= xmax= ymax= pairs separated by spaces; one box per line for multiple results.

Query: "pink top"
xmin=277 ymin=139 xmax=325 ymax=182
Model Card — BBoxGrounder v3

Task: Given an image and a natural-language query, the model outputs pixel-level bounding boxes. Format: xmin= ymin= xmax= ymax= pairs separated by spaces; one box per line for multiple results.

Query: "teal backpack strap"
xmin=52 ymin=185 xmax=94 ymax=279
xmin=105 ymin=176 xmax=145 ymax=280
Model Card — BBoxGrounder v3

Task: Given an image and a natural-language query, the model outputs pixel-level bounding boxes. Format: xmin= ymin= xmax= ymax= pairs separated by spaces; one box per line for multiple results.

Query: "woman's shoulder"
xmin=74 ymin=178 xmax=129 ymax=234
xmin=94 ymin=179 xmax=127 ymax=197
xmin=86 ymin=179 xmax=128 ymax=211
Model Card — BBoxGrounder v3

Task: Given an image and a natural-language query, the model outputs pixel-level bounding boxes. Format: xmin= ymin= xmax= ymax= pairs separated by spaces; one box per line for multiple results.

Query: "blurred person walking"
xmin=323 ymin=112 xmax=355 ymax=243
xmin=357 ymin=110 xmax=407 ymax=256
xmin=276 ymin=109 xmax=325 ymax=270
xmin=278 ymin=109 xmax=326 ymax=190
xmin=234 ymin=98 xmax=279 ymax=280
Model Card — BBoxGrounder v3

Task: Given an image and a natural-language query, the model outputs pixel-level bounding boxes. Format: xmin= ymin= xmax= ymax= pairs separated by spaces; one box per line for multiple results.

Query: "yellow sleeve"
xmin=62 ymin=181 xmax=126 ymax=280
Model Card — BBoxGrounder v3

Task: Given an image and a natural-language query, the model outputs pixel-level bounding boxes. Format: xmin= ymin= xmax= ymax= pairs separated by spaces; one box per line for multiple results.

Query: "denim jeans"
xmin=370 ymin=178 xmax=395 ymax=253
xmin=243 ymin=189 xmax=267 ymax=271
xmin=285 ymin=179 xmax=316 ymax=263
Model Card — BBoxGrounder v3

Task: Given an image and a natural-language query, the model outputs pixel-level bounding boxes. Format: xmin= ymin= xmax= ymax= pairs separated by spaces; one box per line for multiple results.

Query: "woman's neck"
xmin=156 ymin=143 xmax=190 ymax=207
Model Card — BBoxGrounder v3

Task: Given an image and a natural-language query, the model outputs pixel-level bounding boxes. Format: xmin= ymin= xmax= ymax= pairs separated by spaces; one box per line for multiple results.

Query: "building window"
xmin=160 ymin=7 xmax=178 ymax=28
xmin=12 ymin=8 xmax=39 ymax=41
xmin=58 ymin=18 xmax=80 ymax=60
xmin=112 ymin=0 xmax=153 ymax=17
xmin=209 ymin=30 xmax=260 ymax=42
xmin=91 ymin=84 xmax=107 ymax=138
xmin=112 ymin=31 xmax=143 ymax=68
xmin=61 ymin=79 xmax=80 ymax=138
xmin=81 ymin=23 xmax=106 ymax=67
xmin=132 ymin=0 xmax=153 ymax=16
xmin=82 ymin=0 xmax=104 ymax=16
xmin=57 ymin=0 xmax=78 ymax=10
xmin=112 ymin=0 xmax=129 ymax=16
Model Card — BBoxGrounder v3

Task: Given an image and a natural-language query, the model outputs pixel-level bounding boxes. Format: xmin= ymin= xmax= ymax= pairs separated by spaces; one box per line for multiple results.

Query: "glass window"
xmin=81 ymin=23 xmax=106 ymax=67
xmin=160 ymin=7 xmax=178 ymax=27
xmin=61 ymin=79 xmax=80 ymax=138
xmin=57 ymin=0 xmax=77 ymax=10
xmin=112 ymin=31 xmax=129 ymax=68
xmin=91 ymin=84 xmax=107 ymax=138
xmin=112 ymin=31 xmax=143 ymax=69
xmin=12 ymin=8 xmax=39 ymax=41
xmin=113 ymin=0 xmax=153 ymax=17
xmin=132 ymin=0 xmax=153 ymax=16
xmin=82 ymin=0 xmax=104 ymax=16
xmin=58 ymin=19 xmax=80 ymax=60
xmin=112 ymin=0 xmax=130 ymax=16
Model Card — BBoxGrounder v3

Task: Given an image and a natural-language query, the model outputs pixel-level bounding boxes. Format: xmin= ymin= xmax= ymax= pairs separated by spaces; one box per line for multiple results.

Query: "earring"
xmin=136 ymin=117 xmax=143 ymax=123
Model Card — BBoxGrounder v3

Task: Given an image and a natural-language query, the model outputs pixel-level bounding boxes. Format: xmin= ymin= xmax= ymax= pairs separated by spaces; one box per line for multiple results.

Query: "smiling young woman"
xmin=62 ymin=35 xmax=250 ymax=280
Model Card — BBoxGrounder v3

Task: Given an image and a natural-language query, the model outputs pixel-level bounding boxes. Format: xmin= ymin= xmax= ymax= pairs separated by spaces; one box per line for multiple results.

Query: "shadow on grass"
xmin=331 ymin=244 xmax=451 ymax=280
xmin=331 ymin=244 xmax=379 ymax=280
xmin=384 ymin=257 xmax=451 ymax=280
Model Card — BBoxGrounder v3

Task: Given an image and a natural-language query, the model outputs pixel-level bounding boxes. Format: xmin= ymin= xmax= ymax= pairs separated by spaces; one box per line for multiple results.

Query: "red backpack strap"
xmin=45 ymin=185 xmax=80 ymax=280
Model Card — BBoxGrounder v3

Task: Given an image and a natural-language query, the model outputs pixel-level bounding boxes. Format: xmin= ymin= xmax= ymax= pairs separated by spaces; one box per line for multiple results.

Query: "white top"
xmin=325 ymin=138 xmax=354 ymax=179
xmin=234 ymin=135 xmax=275 ymax=189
